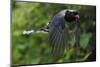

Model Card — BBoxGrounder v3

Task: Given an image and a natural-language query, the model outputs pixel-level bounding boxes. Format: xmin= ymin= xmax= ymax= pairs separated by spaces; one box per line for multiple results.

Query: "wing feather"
xmin=49 ymin=16 xmax=68 ymax=57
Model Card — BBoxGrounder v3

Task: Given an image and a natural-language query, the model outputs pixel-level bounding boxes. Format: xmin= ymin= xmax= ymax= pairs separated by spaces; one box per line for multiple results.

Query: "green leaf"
xmin=80 ymin=33 xmax=92 ymax=49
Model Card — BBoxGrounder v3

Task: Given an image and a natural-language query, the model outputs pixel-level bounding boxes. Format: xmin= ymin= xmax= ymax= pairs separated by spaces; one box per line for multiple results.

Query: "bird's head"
xmin=64 ymin=9 xmax=80 ymax=22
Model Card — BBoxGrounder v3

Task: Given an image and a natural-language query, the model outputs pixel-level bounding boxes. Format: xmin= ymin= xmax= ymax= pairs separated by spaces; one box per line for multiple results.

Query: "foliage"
xmin=12 ymin=1 xmax=96 ymax=65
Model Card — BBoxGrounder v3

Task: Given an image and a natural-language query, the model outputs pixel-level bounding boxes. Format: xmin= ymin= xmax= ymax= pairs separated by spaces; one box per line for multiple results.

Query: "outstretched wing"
xmin=49 ymin=16 xmax=68 ymax=57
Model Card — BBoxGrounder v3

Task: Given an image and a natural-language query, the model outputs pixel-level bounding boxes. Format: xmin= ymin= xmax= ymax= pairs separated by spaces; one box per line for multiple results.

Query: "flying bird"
xmin=23 ymin=9 xmax=80 ymax=58
xmin=45 ymin=9 xmax=80 ymax=57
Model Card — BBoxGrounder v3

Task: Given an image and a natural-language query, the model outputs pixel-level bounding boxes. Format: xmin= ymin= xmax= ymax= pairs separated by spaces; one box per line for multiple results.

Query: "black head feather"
xmin=64 ymin=9 xmax=79 ymax=22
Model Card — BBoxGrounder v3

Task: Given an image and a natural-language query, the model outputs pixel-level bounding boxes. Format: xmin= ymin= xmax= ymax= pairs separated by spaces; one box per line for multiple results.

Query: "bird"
xmin=23 ymin=9 xmax=80 ymax=58
xmin=46 ymin=9 xmax=80 ymax=58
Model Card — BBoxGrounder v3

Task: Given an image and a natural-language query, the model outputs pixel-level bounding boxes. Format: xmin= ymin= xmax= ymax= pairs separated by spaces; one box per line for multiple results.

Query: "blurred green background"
xmin=12 ymin=1 xmax=96 ymax=65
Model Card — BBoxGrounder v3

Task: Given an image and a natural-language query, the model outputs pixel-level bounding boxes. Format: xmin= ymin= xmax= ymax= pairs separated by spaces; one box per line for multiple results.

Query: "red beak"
xmin=74 ymin=15 xmax=80 ymax=20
